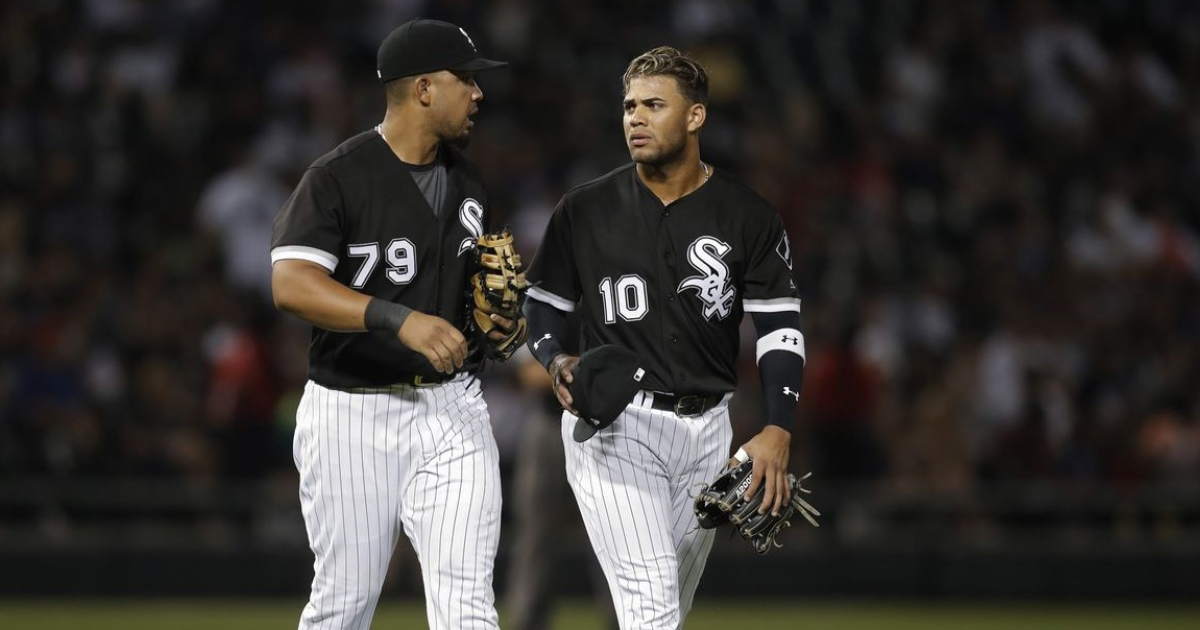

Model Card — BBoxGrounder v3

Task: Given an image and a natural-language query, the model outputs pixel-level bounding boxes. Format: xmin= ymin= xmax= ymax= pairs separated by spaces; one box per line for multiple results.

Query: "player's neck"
xmin=377 ymin=114 xmax=439 ymax=165
xmin=636 ymin=156 xmax=710 ymax=206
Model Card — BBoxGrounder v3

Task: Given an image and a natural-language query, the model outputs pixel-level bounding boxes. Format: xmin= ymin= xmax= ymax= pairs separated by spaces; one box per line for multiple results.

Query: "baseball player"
xmin=270 ymin=20 xmax=515 ymax=630
xmin=523 ymin=46 xmax=807 ymax=629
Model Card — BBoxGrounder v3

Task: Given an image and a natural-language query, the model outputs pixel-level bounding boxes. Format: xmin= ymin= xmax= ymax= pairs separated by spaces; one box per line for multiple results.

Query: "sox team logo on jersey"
xmin=677 ymin=236 xmax=737 ymax=320
xmin=457 ymin=198 xmax=484 ymax=256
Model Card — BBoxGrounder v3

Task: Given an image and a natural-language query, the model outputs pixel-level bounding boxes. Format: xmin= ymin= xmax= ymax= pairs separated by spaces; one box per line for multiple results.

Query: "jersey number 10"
xmin=598 ymin=275 xmax=649 ymax=323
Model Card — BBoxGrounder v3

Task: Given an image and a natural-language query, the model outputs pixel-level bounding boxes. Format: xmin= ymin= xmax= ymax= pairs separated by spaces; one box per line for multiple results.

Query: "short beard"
xmin=631 ymin=141 xmax=683 ymax=168
xmin=436 ymin=120 xmax=471 ymax=149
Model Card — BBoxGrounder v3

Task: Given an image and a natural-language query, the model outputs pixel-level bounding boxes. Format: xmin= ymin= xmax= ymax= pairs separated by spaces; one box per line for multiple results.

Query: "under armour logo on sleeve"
xmin=782 ymin=387 xmax=799 ymax=401
xmin=755 ymin=328 xmax=806 ymax=365
xmin=532 ymin=333 xmax=552 ymax=350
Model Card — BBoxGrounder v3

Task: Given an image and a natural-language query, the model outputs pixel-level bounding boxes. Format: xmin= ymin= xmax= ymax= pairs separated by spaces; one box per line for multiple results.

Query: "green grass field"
xmin=1 ymin=600 xmax=1197 ymax=630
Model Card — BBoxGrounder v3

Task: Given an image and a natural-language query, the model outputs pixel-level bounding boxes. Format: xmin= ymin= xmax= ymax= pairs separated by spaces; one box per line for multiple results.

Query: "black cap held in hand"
xmin=377 ymin=19 xmax=507 ymax=82
xmin=570 ymin=345 xmax=645 ymax=442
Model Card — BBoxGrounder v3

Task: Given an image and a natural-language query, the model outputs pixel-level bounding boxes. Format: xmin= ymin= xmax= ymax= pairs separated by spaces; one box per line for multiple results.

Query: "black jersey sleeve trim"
xmin=743 ymin=297 xmax=802 ymax=313
xmin=527 ymin=286 xmax=576 ymax=313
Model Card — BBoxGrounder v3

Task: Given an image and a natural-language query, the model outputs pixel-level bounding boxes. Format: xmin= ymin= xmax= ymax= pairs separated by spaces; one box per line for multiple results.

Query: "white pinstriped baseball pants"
xmin=293 ymin=375 xmax=502 ymax=630
xmin=562 ymin=391 xmax=734 ymax=630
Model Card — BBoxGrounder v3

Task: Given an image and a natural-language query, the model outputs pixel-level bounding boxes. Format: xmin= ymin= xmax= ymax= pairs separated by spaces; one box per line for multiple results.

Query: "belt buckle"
xmin=673 ymin=396 xmax=703 ymax=417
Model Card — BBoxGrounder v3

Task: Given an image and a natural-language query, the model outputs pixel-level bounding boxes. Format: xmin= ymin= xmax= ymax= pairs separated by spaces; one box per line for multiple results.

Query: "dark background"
xmin=1 ymin=0 xmax=1198 ymax=600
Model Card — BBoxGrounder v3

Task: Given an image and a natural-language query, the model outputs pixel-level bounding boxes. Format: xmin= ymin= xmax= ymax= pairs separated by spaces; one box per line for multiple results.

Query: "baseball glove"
xmin=693 ymin=459 xmax=820 ymax=555
xmin=470 ymin=229 xmax=528 ymax=361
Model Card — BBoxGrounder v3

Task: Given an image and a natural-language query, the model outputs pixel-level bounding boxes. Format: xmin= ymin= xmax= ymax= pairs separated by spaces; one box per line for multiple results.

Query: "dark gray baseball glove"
xmin=693 ymin=459 xmax=820 ymax=554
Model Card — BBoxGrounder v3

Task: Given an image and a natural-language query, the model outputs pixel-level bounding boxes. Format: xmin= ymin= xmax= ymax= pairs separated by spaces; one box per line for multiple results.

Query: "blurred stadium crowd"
xmin=2 ymin=0 xmax=1199 ymax=541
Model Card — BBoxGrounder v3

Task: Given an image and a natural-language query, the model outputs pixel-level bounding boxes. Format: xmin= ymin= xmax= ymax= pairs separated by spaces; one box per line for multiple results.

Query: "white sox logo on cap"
xmin=677 ymin=236 xmax=737 ymax=320
xmin=459 ymin=27 xmax=477 ymax=52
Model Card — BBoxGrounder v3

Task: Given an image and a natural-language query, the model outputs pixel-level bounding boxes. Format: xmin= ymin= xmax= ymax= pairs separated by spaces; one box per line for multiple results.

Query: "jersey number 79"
xmin=347 ymin=239 xmax=417 ymax=287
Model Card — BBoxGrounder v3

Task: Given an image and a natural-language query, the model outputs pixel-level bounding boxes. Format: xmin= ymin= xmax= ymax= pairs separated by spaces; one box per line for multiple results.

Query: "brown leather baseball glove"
xmin=470 ymin=229 xmax=528 ymax=361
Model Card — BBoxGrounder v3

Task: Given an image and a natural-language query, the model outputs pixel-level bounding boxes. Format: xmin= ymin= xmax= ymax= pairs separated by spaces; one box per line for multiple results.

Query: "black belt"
xmin=403 ymin=372 xmax=455 ymax=387
xmin=649 ymin=393 xmax=722 ymax=417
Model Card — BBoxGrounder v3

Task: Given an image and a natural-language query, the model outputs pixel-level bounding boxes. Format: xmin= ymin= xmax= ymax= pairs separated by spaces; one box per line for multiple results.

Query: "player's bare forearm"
xmin=738 ymin=425 xmax=792 ymax=515
xmin=272 ymin=259 xmax=372 ymax=332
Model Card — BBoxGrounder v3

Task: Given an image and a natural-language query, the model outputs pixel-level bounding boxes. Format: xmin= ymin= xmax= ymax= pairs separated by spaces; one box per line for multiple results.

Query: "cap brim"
xmin=572 ymin=417 xmax=600 ymax=443
xmin=451 ymin=58 xmax=508 ymax=72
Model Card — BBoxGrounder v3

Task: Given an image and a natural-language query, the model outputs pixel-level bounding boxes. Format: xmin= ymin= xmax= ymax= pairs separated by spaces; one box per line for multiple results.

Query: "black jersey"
xmin=271 ymin=130 xmax=491 ymax=388
xmin=526 ymin=164 xmax=800 ymax=395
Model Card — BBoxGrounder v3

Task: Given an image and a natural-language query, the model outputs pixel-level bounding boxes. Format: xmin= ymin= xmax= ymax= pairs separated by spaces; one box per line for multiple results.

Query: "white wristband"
xmin=755 ymin=328 xmax=805 ymax=364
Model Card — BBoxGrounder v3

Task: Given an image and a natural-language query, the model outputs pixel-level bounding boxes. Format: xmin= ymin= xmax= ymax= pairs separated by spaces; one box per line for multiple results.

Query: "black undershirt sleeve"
xmin=751 ymin=311 xmax=806 ymax=432
xmin=524 ymin=298 xmax=570 ymax=369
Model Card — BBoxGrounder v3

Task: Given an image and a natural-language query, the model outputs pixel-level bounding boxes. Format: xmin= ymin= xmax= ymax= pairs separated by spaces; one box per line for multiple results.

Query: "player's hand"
xmin=548 ymin=353 xmax=580 ymax=415
xmin=486 ymin=313 xmax=517 ymax=341
xmin=397 ymin=311 xmax=468 ymax=374
xmin=735 ymin=425 xmax=792 ymax=516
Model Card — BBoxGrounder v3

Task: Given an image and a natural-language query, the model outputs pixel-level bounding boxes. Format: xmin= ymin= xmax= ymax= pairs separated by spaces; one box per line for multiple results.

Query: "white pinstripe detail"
xmin=272 ymin=245 xmax=339 ymax=271
xmin=295 ymin=378 xmax=500 ymax=630
xmin=526 ymin=286 xmax=576 ymax=312
xmin=562 ymin=393 xmax=733 ymax=629
xmin=742 ymin=296 xmax=802 ymax=313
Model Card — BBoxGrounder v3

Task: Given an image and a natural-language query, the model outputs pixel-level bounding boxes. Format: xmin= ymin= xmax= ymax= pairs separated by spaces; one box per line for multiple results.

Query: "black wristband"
xmin=364 ymin=298 xmax=412 ymax=335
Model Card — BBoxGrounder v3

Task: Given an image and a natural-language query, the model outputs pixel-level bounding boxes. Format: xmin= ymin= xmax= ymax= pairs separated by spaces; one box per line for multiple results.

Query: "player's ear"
xmin=687 ymin=102 xmax=706 ymax=133
xmin=415 ymin=75 xmax=434 ymax=106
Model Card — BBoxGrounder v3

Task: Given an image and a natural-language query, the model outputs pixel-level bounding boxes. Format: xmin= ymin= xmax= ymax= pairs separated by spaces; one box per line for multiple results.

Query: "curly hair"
xmin=622 ymin=46 xmax=709 ymax=105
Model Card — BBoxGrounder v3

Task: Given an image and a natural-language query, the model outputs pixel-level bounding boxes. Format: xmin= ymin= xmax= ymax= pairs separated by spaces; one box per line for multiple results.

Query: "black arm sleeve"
xmin=524 ymin=298 xmax=569 ymax=369
xmin=751 ymin=311 xmax=806 ymax=432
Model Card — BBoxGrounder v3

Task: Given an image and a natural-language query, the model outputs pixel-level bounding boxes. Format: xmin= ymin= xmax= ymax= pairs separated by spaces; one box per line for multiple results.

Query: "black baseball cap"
xmin=570 ymin=345 xmax=646 ymax=442
xmin=377 ymin=19 xmax=507 ymax=82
